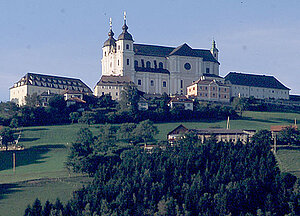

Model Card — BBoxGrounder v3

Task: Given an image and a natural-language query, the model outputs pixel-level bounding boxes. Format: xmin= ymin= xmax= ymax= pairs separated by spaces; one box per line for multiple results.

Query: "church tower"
xmin=210 ymin=40 xmax=219 ymax=61
xmin=115 ymin=12 xmax=135 ymax=79
xmin=101 ymin=18 xmax=117 ymax=76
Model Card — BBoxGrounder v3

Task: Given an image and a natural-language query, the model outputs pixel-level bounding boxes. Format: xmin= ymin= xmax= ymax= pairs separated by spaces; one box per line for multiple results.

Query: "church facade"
xmin=96 ymin=16 xmax=220 ymax=96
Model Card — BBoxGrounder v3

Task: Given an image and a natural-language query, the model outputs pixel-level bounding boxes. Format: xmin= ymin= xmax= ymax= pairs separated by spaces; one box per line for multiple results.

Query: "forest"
xmin=24 ymin=127 xmax=300 ymax=216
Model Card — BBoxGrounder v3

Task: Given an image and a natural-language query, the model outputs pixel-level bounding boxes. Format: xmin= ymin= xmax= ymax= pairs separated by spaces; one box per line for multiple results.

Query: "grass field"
xmin=0 ymin=111 xmax=299 ymax=215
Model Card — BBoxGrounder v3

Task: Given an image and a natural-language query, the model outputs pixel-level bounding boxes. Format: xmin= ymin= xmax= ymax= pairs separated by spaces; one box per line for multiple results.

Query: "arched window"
xmin=146 ymin=61 xmax=151 ymax=68
xmin=159 ymin=62 xmax=163 ymax=69
xmin=154 ymin=60 xmax=157 ymax=68
xmin=141 ymin=59 xmax=145 ymax=68
xmin=126 ymin=44 xmax=130 ymax=50
xmin=134 ymin=60 xmax=138 ymax=68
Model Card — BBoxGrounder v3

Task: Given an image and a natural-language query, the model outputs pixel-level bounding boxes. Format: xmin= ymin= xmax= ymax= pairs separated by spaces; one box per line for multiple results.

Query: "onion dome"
xmin=103 ymin=18 xmax=116 ymax=47
xmin=118 ymin=12 xmax=133 ymax=41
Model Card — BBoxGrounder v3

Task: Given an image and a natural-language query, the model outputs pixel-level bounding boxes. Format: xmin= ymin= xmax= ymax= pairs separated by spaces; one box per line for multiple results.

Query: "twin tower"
xmin=100 ymin=12 xmax=220 ymax=96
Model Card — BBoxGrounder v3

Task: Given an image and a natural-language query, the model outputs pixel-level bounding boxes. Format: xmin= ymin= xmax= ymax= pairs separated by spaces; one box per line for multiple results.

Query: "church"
xmin=94 ymin=14 xmax=220 ymax=97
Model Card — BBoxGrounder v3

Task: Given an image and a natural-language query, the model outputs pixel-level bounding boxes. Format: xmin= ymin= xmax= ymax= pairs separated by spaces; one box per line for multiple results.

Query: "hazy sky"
xmin=1 ymin=0 xmax=299 ymax=102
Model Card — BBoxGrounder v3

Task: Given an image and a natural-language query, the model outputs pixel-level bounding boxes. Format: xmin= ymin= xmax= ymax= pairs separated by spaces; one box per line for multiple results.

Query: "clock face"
xmin=184 ymin=63 xmax=191 ymax=70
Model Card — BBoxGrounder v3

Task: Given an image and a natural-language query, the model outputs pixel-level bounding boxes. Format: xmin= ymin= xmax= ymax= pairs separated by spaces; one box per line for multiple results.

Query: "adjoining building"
xmin=187 ymin=74 xmax=230 ymax=102
xmin=167 ymin=124 xmax=256 ymax=144
xmin=94 ymin=75 xmax=135 ymax=100
xmin=168 ymin=96 xmax=194 ymax=111
xmin=98 ymin=14 xmax=220 ymax=96
xmin=10 ymin=72 xmax=92 ymax=106
xmin=225 ymin=72 xmax=290 ymax=100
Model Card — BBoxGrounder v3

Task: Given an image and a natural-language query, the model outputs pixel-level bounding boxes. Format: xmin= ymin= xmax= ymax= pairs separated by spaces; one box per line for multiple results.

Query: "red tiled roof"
xmin=270 ymin=125 xmax=298 ymax=132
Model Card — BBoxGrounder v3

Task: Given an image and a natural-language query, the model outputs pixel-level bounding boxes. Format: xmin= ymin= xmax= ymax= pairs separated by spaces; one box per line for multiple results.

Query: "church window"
xmin=104 ymin=52 xmax=106 ymax=56
xmin=224 ymin=95 xmax=227 ymax=98
xmin=154 ymin=60 xmax=157 ymax=68
xmin=134 ymin=60 xmax=138 ymax=68
xmin=151 ymin=80 xmax=154 ymax=86
xmin=110 ymin=62 xmax=112 ymax=67
xmin=159 ymin=62 xmax=163 ymax=69
xmin=126 ymin=44 xmax=130 ymax=50
xmin=146 ymin=61 xmax=151 ymax=68
xmin=118 ymin=60 xmax=119 ymax=66
xmin=184 ymin=63 xmax=191 ymax=70
xmin=138 ymin=79 xmax=142 ymax=85
xmin=127 ymin=59 xmax=130 ymax=65
xmin=141 ymin=59 xmax=145 ymax=67
xmin=116 ymin=92 xmax=118 ymax=96
xmin=206 ymin=68 xmax=210 ymax=73
xmin=118 ymin=45 xmax=120 ymax=50
xmin=162 ymin=81 xmax=167 ymax=87
xmin=180 ymin=80 xmax=183 ymax=88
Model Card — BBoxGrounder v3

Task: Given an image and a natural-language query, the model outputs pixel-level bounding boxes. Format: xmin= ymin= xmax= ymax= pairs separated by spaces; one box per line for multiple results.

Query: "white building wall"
xmin=10 ymin=85 xmax=65 ymax=106
xmin=230 ymin=84 xmax=289 ymax=99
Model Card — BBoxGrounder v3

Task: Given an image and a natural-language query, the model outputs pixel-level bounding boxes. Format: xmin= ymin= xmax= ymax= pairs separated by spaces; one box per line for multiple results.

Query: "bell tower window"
xmin=127 ymin=59 xmax=130 ymax=65
xmin=126 ymin=44 xmax=130 ymax=50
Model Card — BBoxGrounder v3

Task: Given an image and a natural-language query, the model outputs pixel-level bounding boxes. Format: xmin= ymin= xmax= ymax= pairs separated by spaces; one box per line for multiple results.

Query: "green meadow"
xmin=0 ymin=111 xmax=299 ymax=215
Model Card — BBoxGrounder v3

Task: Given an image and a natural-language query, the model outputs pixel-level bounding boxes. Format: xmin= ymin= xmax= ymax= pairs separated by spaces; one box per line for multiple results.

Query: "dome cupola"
xmin=118 ymin=12 xmax=133 ymax=41
xmin=103 ymin=18 xmax=116 ymax=47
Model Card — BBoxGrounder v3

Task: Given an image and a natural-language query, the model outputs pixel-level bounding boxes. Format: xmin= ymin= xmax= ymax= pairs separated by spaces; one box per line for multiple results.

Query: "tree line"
xmin=24 ymin=127 xmax=300 ymax=215
xmin=0 ymin=86 xmax=238 ymax=127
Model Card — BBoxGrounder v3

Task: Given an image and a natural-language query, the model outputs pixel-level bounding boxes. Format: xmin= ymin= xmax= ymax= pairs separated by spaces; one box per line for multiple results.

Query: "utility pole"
xmin=13 ymin=152 xmax=16 ymax=173
xmin=227 ymin=116 xmax=230 ymax=130
xmin=274 ymin=134 xmax=277 ymax=154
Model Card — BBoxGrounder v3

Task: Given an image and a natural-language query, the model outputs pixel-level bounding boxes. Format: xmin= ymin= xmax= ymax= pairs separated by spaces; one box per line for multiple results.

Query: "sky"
xmin=1 ymin=0 xmax=299 ymax=102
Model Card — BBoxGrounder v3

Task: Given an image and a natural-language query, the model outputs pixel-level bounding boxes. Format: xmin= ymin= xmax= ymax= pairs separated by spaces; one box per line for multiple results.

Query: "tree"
xmin=67 ymin=127 xmax=94 ymax=173
xmin=48 ymin=95 xmax=66 ymax=111
xmin=79 ymin=111 xmax=97 ymax=125
xmin=132 ymin=120 xmax=158 ymax=145
xmin=232 ymin=97 xmax=249 ymax=116
xmin=25 ymin=93 xmax=42 ymax=107
xmin=0 ymin=127 xmax=15 ymax=150
xmin=69 ymin=112 xmax=80 ymax=124
xmin=9 ymin=118 xmax=20 ymax=128
xmin=277 ymin=126 xmax=300 ymax=146
xmin=98 ymin=94 xmax=116 ymax=109
xmin=117 ymin=123 xmax=136 ymax=143
xmin=119 ymin=84 xmax=140 ymax=112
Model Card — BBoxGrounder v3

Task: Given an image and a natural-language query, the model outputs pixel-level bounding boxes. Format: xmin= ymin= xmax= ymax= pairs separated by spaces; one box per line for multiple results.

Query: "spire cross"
xmin=109 ymin=18 xmax=112 ymax=30
xmin=124 ymin=11 xmax=127 ymax=23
